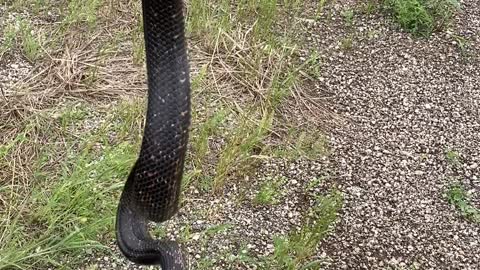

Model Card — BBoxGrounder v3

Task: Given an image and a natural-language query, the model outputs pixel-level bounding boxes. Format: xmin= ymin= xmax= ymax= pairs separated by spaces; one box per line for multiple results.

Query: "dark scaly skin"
xmin=115 ymin=0 xmax=190 ymax=269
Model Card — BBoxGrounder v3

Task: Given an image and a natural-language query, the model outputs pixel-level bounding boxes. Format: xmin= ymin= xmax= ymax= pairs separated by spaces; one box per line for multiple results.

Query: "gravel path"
xmin=309 ymin=1 xmax=480 ymax=269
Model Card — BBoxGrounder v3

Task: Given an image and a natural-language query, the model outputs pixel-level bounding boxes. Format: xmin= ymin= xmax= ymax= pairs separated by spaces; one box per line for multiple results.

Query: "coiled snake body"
xmin=115 ymin=0 xmax=190 ymax=269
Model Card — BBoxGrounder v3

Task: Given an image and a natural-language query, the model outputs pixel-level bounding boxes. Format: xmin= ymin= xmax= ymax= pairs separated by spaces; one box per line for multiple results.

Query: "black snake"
xmin=115 ymin=0 xmax=190 ymax=269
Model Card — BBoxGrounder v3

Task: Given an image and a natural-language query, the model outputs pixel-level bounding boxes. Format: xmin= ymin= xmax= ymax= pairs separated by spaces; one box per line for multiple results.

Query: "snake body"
xmin=115 ymin=0 xmax=190 ymax=269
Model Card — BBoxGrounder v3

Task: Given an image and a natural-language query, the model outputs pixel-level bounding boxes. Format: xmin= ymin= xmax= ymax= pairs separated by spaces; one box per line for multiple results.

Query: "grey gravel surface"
xmin=308 ymin=1 xmax=480 ymax=269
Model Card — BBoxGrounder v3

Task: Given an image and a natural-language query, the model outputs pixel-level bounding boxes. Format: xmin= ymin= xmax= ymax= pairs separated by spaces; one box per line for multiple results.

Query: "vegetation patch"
xmin=383 ymin=0 xmax=461 ymax=36
xmin=445 ymin=182 xmax=480 ymax=223
xmin=266 ymin=189 xmax=343 ymax=269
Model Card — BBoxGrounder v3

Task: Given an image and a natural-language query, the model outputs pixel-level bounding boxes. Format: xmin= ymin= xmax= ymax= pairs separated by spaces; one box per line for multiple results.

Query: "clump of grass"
xmin=303 ymin=50 xmax=322 ymax=79
xmin=0 ymin=101 xmax=141 ymax=269
xmin=63 ymin=0 xmax=102 ymax=29
xmin=0 ymin=18 xmax=42 ymax=61
xmin=273 ymin=128 xmax=329 ymax=160
xmin=19 ymin=19 xmax=42 ymax=62
xmin=267 ymin=189 xmax=343 ymax=269
xmin=253 ymin=0 xmax=279 ymax=41
xmin=341 ymin=9 xmax=354 ymax=26
xmin=59 ymin=103 xmax=88 ymax=130
xmin=214 ymin=108 xmax=274 ymax=191
xmin=254 ymin=176 xmax=287 ymax=205
xmin=192 ymin=109 xmax=227 ymax=168
xmin=359 ymin=0 xmax=380 ymax=15
xmin=384 ymin=0 xmax=461 ymax=36
xmin=445 ymin=148 xmax=460 ymax=166
xmin=445 ymin=182 xmax=480 ymax=223
xmin=0 ymin=22 xmax=17 ymax=58
xmin=340 ymin=35 xmax=354 ymax=50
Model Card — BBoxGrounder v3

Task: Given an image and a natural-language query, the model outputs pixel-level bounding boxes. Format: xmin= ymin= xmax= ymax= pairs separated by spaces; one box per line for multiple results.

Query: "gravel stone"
xmin=307 ymin=1 xmax=480 ymax=269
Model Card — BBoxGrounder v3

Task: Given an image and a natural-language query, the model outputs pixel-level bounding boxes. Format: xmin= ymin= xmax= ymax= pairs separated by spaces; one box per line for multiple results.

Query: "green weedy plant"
xmin=0 ymin=101 xmax=142 ymax=269
xmin=63 ymin=0 xmax=102 ymax=29
xmin=423 ymin=0 xmax=461 ymax=30
xmin=0 ymin=23 xmax=17 ymax=58
xmin=385 ymin=0 xmax=434 ymax=36
xmin=446 ymin=182 xmax=480 ymax=223
xmin=254 ymin=176 xmax=287 ymax=205
xmin=341 ymin=9 xmax=354 ymax=26
xmin=267 ymin=190 xmax=343 ymax=269
xmin=384 ymin=0 xmax=461 ymax=37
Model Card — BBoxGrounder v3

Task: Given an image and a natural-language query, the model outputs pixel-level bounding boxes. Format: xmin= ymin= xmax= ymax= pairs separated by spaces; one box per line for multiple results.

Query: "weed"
xmin=191 ymin=64 xmax=209 ymax=92
xmin=192 ymin=109 xmax=227 ymax=169
xmin=385 ymin=0 xmax=433 ymax=36
xmin=0 ymin=101 xmax=141 ymax=269
xmin=179 ymin=224 xmax=193 ymax=242
xmin=198 ymin=175 xmax=214 ymax=192
xmin=59 ymin=103 xmax=88 ymax=130
xmin=0 ymin=133 xmax=27 ymax=160
xmin=301 ymin=50 xmax=322 ymax=79
xmin=151 ymin=226 xmax=167 ymax=239
xmin=63 ymin=0 xmax=102 ymax=29
xmin=214 ymin=108 xmax=274 ymax=191
xmin=19 ymin=20 xmax=42 ymax=62
xmin=306 ymin=176 xmax=325 ymax=191
xmin=197 ymin=257 xmax=215 ymax=269
xmin=0 ymin=18 xmax=42 ymax=61
xmin=384 ymin=0 xmax=460 ymax=36
xmin=266 ymin=189 xmax=343 ymax=269
xmin=0 ymin=22 xmax=17 ymax=58
xmin=315 ymin=0 xmax=331 ymax=19
xmin=445 ymin=182 xmax=480 ymax=223
xmin=360 ymin=0 xmax=379 ymax=15
xmin=342 ymin=9 xmax=355 ymax=26
xmin=273 ymin=128 xmax=329 ymax=159
xmin=340 ymin=36 xmax=353 ymax=50
xmin=254 ymin=176 xmax=287 ymax=205
xmin=450 ymin=34 xmax=473 ymax=60
xmin=445 ymin=149 xmax=460 ymax=166
xmin=187 ymin=0 xmax=214 ymax=36
xmin=423 ymin=0 xmax=461 ymax=30
xmin=253 ymin=0 xmax=278 ymax=41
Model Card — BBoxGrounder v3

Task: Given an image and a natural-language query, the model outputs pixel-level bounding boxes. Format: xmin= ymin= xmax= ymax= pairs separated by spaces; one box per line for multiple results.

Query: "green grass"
xmin=192 ymin=109 xmax=227 ymax=169
xmin=266 ymin=189 xmax=343 ymax=269
xmin=0 ymin=17 xmax=42 ymax=62
xmin=445 ymin=182 xmax=480 ymax=223
xmin=384 ymin=0 xmax=461 ymax=36
xmin=0 ymin=22 xmax=17 ymax=58
xmin=19 ymin=19 xmax=42 ymax=62
xmin=272 ymin=128 xmax=329 ymax=159
xmin=0 ymin=101 xmax=141 ymax=269
xmin=340 ymin=35 xmax=354 ymax=50
xmin=214 ymin=108 xmax=274 ymax=191
xmin=342 ymin=9 xmax=354 ymax=26
xmin=445 ymin=149 xmax=460 ymax=166
xmin=63 ymin=0 xmax=102 ymax=29
xmin=254 ymin=176 xmax=287 ymax=205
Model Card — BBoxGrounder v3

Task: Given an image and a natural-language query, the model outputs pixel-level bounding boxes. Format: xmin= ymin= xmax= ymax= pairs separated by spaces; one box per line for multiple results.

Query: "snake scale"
xmin=115 ymin=0 xmax=190 ymax=269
